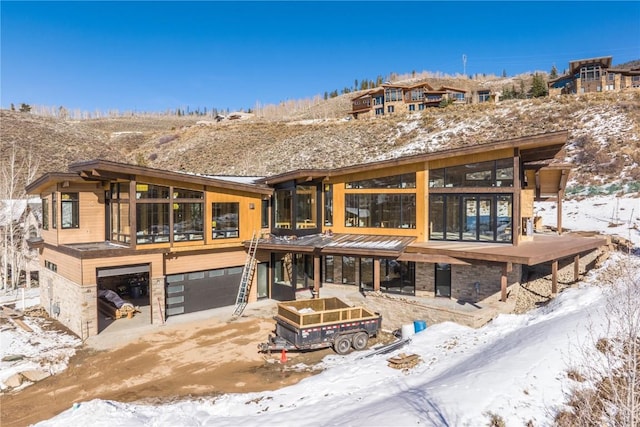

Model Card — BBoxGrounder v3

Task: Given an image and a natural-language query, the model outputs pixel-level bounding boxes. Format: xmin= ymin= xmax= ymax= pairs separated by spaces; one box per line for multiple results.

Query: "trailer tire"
xmin=352 ymin=332 xmax=369 ymax=351
xmin=334 ymin=335 xmax=352 ymax=355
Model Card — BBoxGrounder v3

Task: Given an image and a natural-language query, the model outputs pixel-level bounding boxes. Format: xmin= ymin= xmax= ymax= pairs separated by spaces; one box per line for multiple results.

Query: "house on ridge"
xmin=548 ymin=55 xmax=640 ymax=96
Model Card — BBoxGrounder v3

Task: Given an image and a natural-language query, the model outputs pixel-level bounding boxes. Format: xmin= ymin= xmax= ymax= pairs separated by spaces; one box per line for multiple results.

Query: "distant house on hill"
xmin=548 ymin=56 xmax=640 ymax=96
xmin=349 ymin=81 xmax=490 ymax=119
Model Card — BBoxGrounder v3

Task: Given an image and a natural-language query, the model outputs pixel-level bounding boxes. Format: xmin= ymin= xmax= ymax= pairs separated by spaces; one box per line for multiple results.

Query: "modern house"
xmin=548 ymin=56 xmax=640 ymax=96
xmin=26 ymin=130 xmax=607 ymax=338
xmin=349 ymin=82 xmax=470 ymax=119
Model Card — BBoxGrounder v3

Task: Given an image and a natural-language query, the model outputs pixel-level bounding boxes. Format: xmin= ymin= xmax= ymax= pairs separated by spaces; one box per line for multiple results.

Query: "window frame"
xmin=60 ymin=192 xmax=79 ymax=229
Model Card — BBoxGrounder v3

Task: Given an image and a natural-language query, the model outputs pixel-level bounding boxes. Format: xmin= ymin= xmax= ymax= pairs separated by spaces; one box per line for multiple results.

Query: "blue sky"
xmin=1 ymin=1 xmax=639 ymax=113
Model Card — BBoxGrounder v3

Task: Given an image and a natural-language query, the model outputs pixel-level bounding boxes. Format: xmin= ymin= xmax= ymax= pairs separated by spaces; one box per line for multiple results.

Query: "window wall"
xmin=324 ymin=184 xmax=333 ymax=226
xmin=429 ymin=194 xmax=512 ymax=242
xmin=345 ymin=194 xmax=416 ymax=229
xmin=42 ymin=198 xmax=49 ymax=230
xmin=212 ymin=202 xmax=238 ymax=239
xmin=273 ymin=183 xmax=320 ymax=232
xmin=61 ymin=192 xmax=79 ymax=229
xmin=135 ymin=183 xmax=204 ymax=244
xmin=429 ymin=159 xmax=513 ymax=188
xmin=109 ymin=183 xmax=130 ymax=243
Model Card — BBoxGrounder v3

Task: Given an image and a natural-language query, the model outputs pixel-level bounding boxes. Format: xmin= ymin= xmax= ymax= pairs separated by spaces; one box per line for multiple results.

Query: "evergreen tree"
xmin=550 ymin=64 xmax=558 ymax=79
xmin=502 ymin=69 xmax=507 ymax=78
xmin=530 ymin=73 xmax=548 ymax=98
xmin=19 ymin=103 xmax=31 ymax=113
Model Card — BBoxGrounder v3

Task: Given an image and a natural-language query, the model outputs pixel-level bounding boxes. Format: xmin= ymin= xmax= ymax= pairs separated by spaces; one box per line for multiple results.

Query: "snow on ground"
xmin=0 ymin=288 xmax=81 ymax=392
xmin=2 ymin=194 xmax=639 ymax=426
xmin=536 ymin=194 xmax=640 ymax=247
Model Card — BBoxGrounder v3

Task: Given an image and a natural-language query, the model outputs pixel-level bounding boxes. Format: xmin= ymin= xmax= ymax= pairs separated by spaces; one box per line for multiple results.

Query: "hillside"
xmin=2 ymin=90 xmax=639 ymax=194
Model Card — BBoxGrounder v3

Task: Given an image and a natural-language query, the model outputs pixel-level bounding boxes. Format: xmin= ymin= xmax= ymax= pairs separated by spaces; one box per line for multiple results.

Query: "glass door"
xmin=435 ymin=263 xmax=451 ymax=297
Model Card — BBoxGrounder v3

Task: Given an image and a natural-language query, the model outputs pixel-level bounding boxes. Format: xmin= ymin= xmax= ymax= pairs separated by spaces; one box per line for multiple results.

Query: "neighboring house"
xmin=26 ymin=131 xmax=607 ymax=339
xmin=0 ymin=199 xmax=41 ymax=289
xmin=349 ymin=83 xmax=470 ymax=119
xmin=548 ymin=56 xmax=640 ymax=96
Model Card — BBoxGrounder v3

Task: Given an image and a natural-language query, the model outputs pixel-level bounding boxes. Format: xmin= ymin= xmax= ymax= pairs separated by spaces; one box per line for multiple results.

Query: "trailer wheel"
xmin=352 ymin=332 xmax=369 ymax=351
xmin=334 ymin=335 xmax=352 ymax=355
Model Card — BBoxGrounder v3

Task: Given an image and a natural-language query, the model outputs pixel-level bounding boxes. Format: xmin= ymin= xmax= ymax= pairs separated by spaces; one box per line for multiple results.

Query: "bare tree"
xmin=556 ymin=255 xmax=640 ymax=426
xmin=0 ymin=141 xmax=40 ymax=291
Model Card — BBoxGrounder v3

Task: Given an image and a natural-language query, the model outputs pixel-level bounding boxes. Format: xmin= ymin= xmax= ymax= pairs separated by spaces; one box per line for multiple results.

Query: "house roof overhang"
xmin=568 ymin=56 xmax=613 ymax=75
xmin=260 ymin=130 xmax=570 ymax=185
xmin=25 ymin=172 xmax=86 ymax=194
xmin=64 ymin=159 xmax=273 ymax=195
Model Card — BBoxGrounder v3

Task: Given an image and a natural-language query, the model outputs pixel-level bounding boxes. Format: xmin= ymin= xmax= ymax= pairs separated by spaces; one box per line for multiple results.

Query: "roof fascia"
xmin=68 ymin=159 xmax=272 ymax=195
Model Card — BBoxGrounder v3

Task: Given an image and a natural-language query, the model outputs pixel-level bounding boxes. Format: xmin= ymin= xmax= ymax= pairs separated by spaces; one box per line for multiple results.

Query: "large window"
xmin=580 ymin=65 xmax=602 ymax=81
xmin=346 ymin=173 xmax=416 ymax=189
xmin=273 ymin=184 xmax=319 ymax=231
xmin=429 ymin=194 xmax=512 ymax=243
xmin=323 ymin=256 xmax=334 ymax=283
xmin=342 ymin=256 xmax=356 ymax=285
xmin=137 ymin=203 xmax=170 ymax=243
xmin=274 ymin=189 xmax=293 ymax=229
xmin=109 ymin=183 xmax=130 ymax=243
xmin=429 ymin=159 xmax=513 ymax=188
xmin=324 ymin=184 xmax=333 ymax=226
xmin=345 ymin=193 xmax=416 ymax=229
xmin=296 ymin=185 xmax=317 ymax=230
xmin=384 ymin=88 xmax=403 ymax=102
xmin=380 ymin=259 xmax=415 ymax=295
xmin=212 ymin=202 xmax=239 ymax=239
xmin=61 ymin=192 xmax=79 ymax=229
xmin=52 ymin=193 xmax=57 ymax=229
xmin=135 ymin=183 xmax=204 ymax=244
xmin=42 ymin=198 xmax=49 ymax=230
xmin=261 ymin=199 xmax=269 ymax=229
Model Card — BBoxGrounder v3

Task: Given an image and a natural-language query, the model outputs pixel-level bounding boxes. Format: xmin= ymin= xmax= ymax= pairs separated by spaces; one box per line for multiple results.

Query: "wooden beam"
xmin=513 ymin=150 xmax=521 ymax=246
xmin=551 ymin=259 xmax=558 ymax=295
xmin=373 ymin=258 xmax=381 ymax=292
xmin=557 ymin=190 xmax=564 ymax=235
xmin=501 ymin=263 xmax=508 ymax=302
xmin=574 ymin=254 xmax=580 ymax=282
xmin=535 ymin=170 xmax=541 ymax=200
xmin=313 ymin=254 xmax=321 ymax=298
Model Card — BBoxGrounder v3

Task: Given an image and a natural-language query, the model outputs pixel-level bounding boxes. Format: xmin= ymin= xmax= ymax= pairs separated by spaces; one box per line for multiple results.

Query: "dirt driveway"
xmin=0 ymin=314 xmax=337 ymax=427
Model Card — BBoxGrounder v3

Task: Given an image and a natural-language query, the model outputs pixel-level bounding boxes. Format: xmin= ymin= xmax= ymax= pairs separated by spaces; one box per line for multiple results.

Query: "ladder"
xmin=232 ymin=231 xmax=259 ymax=317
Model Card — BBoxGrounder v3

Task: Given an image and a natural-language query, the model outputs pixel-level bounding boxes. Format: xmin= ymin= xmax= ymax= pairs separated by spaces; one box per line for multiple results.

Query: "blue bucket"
xmin=414 ymin=320 xmax=427 ymax=333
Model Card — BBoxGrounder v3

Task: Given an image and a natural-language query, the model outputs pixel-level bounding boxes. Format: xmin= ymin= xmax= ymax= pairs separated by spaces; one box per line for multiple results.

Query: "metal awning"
xmin=253 ymin=233 xmax=415 ymax=258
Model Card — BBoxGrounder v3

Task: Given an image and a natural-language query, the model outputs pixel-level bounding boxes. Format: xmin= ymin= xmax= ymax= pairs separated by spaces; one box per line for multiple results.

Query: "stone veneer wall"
xmin=415 ymin=262 xmax=435 ymax=296
xmin=415 ymin=261 xmax=522 ymax=303
xmin=452 ymin=261 xmax=522 ymax=302
xmin=360 ymin=293 xmax=497 ymax=330
xmin=150 ymin=276 xmax=166 ymax=324
xmin=40 ymin=268 xmax=97 ymax=339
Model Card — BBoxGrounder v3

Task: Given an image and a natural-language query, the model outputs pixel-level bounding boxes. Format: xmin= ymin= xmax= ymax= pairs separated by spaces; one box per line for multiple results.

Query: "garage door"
xmin=165 ymin=266 xmax=243 ymax=317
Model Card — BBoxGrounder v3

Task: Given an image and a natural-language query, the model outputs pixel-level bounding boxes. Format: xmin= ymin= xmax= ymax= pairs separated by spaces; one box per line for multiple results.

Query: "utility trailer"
xmin=258 ymin=297 xmax=382 ymax=355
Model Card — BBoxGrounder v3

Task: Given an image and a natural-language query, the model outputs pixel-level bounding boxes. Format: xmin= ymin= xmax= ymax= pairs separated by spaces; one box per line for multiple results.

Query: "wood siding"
xmin=165 ymin=248 xmax=247 ymax=275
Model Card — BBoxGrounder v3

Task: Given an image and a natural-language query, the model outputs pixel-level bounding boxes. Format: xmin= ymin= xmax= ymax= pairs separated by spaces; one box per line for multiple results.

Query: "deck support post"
xmin=373 ymin=258 xmax=381 ymax=292
xmin=551 ymin=259 xmax=558 ymax=295
xmin=574 ymin=255 xmax=580 ymax=282
xmin=500 ymin=262 xmax=512 ymax=302
xmin=313 ymin=254 xmax=321 ymax=298
xmin=557 ymin=190 xmax=564 ymax=235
